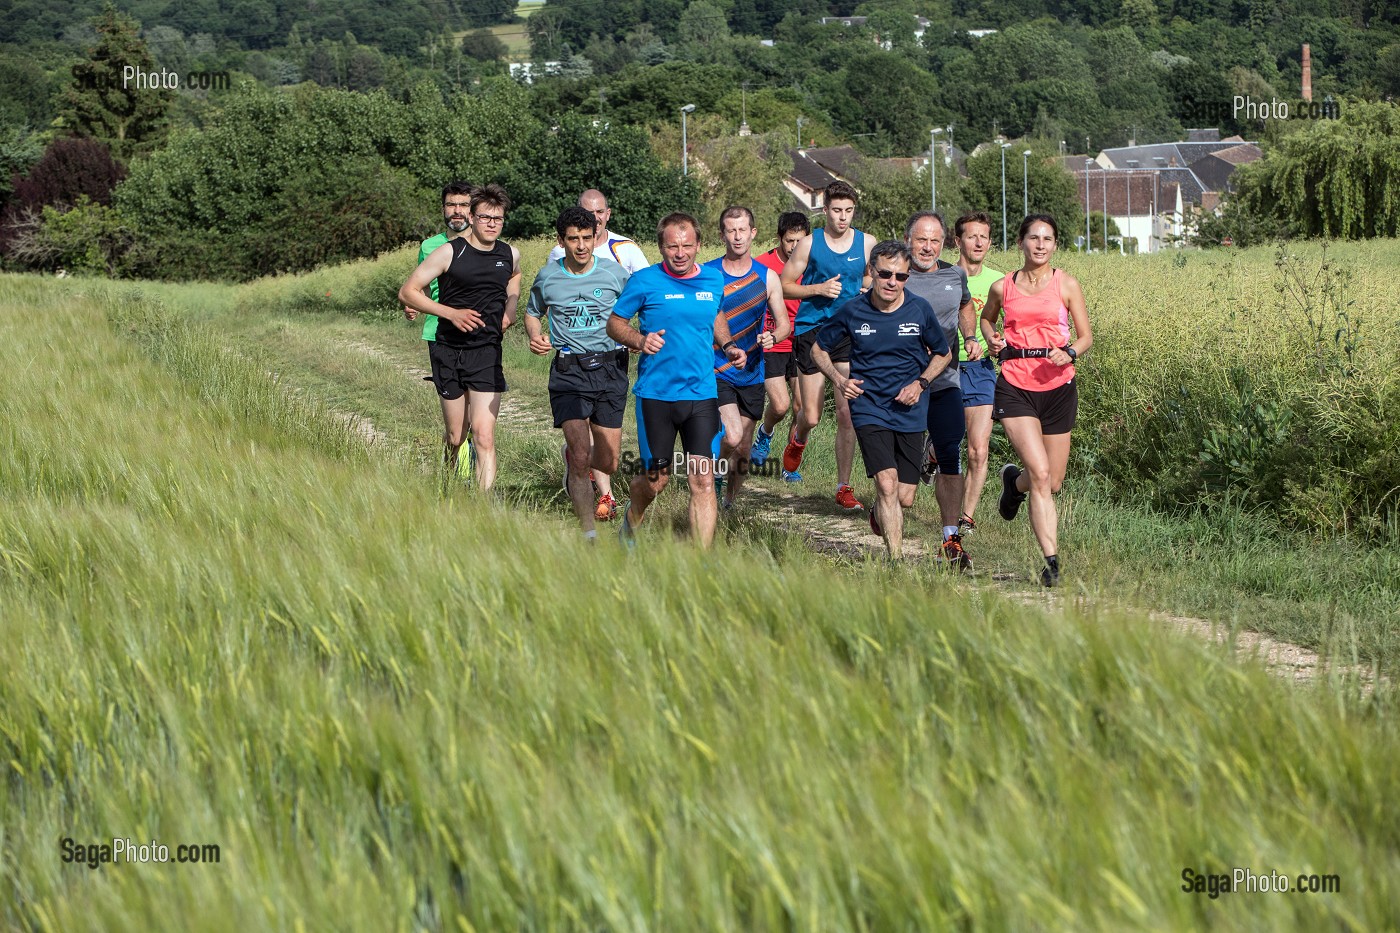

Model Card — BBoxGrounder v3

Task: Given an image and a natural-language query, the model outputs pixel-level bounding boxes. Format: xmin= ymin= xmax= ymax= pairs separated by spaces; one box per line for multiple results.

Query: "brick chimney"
xmin=1302 ymin=44 xmax=1312 ymax=102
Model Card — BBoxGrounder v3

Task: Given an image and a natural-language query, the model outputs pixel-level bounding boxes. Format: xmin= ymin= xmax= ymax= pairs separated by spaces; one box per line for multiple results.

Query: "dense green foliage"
xmin=84 ymin=79 xmax=689 ymax=278
xmin=58 ymin=6 xmax=172 ymax=159
xmin=1230 ymin=102 xmax=1400 ymax=241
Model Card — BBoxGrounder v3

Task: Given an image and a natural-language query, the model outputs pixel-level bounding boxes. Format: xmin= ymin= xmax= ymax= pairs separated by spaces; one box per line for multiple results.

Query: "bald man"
xmin=547 ymin=189 xmax=650 ymax=274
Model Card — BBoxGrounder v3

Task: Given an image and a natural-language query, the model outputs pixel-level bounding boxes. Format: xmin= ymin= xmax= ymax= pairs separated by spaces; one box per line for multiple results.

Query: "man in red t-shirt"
xmin=748 ymin=211 xmax=809 ymax=473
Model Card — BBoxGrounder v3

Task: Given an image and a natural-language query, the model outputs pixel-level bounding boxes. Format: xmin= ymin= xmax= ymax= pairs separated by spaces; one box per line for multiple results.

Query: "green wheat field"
xmin=1 ymin=239 xmax=1397 ymax=930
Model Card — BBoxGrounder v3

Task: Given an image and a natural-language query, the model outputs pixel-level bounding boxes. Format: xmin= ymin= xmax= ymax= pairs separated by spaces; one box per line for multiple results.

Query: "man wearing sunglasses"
xmin=399 ymin=183 xmax=522 ymax=492
xmin=809 ymin=241 xmax=951 ymax=559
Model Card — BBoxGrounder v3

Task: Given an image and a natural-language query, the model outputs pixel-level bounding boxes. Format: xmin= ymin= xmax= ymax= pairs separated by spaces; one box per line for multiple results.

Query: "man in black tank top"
xmin=399 ymin=183 xmax=522 ymax=492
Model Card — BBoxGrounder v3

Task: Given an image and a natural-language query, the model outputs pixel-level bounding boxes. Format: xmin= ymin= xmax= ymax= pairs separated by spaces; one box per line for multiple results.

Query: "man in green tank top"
xmin=953 ymin=211 xmax=1000 ymax=534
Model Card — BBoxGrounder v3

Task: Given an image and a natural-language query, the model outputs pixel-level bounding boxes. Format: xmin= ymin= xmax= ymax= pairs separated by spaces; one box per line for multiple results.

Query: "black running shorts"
xmin=635 ymin=397 xmax=720 ymax=471
xmin=716 ymin=380 xmax=765 ymax=423
xmin=794 ymin=329 xmax=850 ymax=376
xmin=548 ymin=352 xmax=628 ymax=429
xmin=856 ymin=425 xmax=923 ymax=485
xmin=992 ymin=376 xmax=1078 ymax=435
xmin=428 ymin=341 xmax=507 ymax=399
xmin=764 ymin=350 xmax=799 ymax=381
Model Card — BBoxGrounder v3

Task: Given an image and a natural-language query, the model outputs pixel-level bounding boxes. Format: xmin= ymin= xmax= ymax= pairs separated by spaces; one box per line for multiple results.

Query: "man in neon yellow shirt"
xmin=953 ymin=211 xmax=1000 ymax=533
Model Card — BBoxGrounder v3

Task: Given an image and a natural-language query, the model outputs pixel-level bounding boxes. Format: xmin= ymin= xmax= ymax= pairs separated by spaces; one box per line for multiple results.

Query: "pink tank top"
xmin=1001 ymin=268 xmax=1074 ymax=391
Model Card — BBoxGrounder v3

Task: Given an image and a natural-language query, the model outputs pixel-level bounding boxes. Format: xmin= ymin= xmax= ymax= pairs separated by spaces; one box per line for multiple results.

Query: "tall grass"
xmin=1 ymin=272 xmax=1398 ymax=930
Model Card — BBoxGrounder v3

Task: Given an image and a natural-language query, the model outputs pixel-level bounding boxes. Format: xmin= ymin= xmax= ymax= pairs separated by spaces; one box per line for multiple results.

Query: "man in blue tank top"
xmin=779 ymin=180 xmax=873 ymax=512
xmin=706 ymin=205 xmax=791 ymax=509
xmin=607 ymin=212 xmax=746 ymax=549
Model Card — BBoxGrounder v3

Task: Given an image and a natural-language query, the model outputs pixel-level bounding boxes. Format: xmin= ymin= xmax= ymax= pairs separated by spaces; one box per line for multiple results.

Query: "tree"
xmin=494 ymin=112 xmax=700 ymax=238
xmin=694 ymin=133 xmax=792 ymax=235
xmin=1 ymin=136 xmax=126 ymax=257
xmin=1232 ymin=100 xmax=1400 ymax=240
xmin=58 ymin=6 xmax=172 ymax=160
xmin=851 ymin=158 xmax=935 ymax=241
xmin=461 ymin=29 xmax=508 ymax=63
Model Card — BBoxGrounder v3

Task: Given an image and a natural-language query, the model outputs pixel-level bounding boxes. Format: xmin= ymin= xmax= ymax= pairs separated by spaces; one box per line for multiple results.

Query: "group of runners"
xmin=398 ymin=180 xmax=1092 ymax=586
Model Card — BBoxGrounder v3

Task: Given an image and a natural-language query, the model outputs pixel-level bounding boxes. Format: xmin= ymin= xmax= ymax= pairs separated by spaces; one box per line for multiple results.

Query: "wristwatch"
xmin=916 ymin=376 xmax=931 ymax=390
xmin=722 ymin=340 xmax=737 ymax=351
xmin=1062 ymin=345 xmax=1078 ymax=361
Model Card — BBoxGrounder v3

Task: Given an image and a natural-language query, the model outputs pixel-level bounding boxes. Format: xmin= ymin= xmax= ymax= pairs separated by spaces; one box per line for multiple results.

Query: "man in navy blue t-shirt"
xmin=812 ymin=240 xmax=952 ymax=558
xmin=607 ymin=212 xmax=746 ymax=548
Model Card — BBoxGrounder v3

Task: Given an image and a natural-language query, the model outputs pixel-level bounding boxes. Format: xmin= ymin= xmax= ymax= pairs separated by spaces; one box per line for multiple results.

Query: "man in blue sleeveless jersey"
xmin=811 ymin=240 xmax=952 ymax=559
xmin=706 ymin=205 xmax=790 ymax=509
xmin=526 ymin=206 xmax=631 ymax=540
xmin=607 ymin=212 xmax=746 ymax=549
xmin=779 ymin=180 xmax=874 ymax=511
xmin=399 ymin=184 xmax=522 ymax=492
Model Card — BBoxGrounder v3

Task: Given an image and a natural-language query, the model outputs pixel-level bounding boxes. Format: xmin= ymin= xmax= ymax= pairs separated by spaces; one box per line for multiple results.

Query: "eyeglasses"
xmin=474 ymin=215 xmax=505 ymax=225
xmin=874 ymin=269 xmax=910 ymax=281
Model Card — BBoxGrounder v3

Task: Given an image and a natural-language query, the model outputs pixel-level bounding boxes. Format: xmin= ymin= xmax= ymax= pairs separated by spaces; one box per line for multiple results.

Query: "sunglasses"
xmin=874 ymin=269 xmax=910 ymax=281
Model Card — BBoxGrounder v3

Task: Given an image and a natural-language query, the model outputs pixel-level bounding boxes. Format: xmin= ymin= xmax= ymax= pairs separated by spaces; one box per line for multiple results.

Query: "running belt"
xmin=998 ymin=346 xmax=1071 ymax=360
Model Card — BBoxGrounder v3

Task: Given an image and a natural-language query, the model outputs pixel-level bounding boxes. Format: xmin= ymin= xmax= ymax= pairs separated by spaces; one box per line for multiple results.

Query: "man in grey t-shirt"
xmin=904 ymin=211 xmax=976 ymax=570
xmin=525 ymin=206 xmax=632 ymax=538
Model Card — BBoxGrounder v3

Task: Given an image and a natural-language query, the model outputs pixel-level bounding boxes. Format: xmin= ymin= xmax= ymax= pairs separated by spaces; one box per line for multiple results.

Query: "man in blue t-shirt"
xmin=706 ymin=205 xmax=790 ymax=510
xmin=812 ymin=240 xmax=952 ymax=559
xmin=779 ymin=180 xmax=874 ymax=512
xmin=525 ymin=206 xmax=631 ymax=540
xmin=607 ymin=212 xmax=746 ymax=549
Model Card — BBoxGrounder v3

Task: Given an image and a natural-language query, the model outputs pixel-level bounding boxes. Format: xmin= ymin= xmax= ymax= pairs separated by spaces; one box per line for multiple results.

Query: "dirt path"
xmin=338 ymin=333 xmax=1379 ymax=691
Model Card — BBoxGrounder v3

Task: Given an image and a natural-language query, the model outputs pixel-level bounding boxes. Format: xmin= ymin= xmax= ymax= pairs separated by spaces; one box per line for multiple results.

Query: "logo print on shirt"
xmin=944 ymin=284 xmax=955 ymax=290
xmin=898 ymin=323 xmax=921 ymax=336
xmin=593 ymin=288 xmax=603 ymax=298
xmin=696 ymin=291 xmax=715 ymax=301
xmin=664 ymin=293 xmax=684 ymax=300
xmin=496 ymin=261 xmax=507 ymax=266
xmin=856 ymin=323 xmax=876 ymax=336
xmin=846 ymin=256 xmax=860 ymax=261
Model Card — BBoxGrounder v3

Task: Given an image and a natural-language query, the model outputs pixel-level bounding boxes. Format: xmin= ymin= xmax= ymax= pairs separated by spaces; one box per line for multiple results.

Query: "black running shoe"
xmin=999 ymin=464 xmax=1026 ymax=521
xmin=1040 ymin=563 xmax=1061 ymax=587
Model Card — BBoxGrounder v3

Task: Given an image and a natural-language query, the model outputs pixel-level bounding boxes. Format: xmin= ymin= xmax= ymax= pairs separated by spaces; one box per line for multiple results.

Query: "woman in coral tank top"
xmin=978 ymin=214 xmax=1093 ymax=587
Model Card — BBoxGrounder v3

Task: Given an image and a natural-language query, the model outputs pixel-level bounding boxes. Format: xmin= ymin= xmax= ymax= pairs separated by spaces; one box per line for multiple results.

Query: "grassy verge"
xmin=1 ymin=278 xmax=1397 ymax=930
xmin=100 ymin=238 xmax=1399 ymax=676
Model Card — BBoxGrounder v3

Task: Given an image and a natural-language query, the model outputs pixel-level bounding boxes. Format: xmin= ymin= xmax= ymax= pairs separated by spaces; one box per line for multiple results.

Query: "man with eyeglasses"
xmin=808 ymin=240 xmax=951 ymax=559
xmin=399 ymin=183 xmax=522 ymax=492
xmin=548 ymin=188 xmax=650 ymax=274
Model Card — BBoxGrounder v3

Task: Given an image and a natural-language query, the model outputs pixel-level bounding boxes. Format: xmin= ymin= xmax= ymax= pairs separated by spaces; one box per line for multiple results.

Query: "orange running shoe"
xmin=781 ymin=429 xmax=807 ymax=473
xmin=835 ymin=483 xmax=863 ymax=511
xmin=940 ymin=533 xmax=973 ymax=572
xmin=594 ymin=493 xmax=618 ymax=522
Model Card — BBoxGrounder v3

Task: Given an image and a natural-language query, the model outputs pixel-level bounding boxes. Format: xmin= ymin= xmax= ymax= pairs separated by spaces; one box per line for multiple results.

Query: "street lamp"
xmin=999 ymin=142 xmax=1012 ymax=252
xmin=1102 ymin=166 xmax=1108 ymax=254
xmin=930 ymin=127 xmax=944 ymax=211
xmin=1123 ymin=171 xmax=1130 ymax=255
xmin=1083 ymin=160 xmax=1093 ymax=251
xmin=680 ymin=103 xmax=696 ymax=175
xmin=1022 ymin=149 xmax=1032 ymax=218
